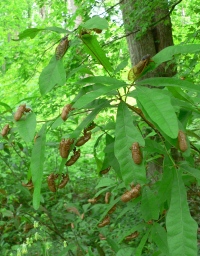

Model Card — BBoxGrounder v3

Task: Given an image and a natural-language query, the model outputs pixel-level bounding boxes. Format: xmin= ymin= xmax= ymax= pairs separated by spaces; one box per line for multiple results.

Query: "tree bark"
xmin=121 ymin=0 xmax=176 ymax=77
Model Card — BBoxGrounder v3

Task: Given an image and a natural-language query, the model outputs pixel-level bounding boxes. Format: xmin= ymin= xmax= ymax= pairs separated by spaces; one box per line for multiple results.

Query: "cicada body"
xmin=55 ymin=35 xmax=69 ymax=60
xmin=128 ymin=54 xmax=151 ymax=81
xmin=1 ymin=124 xmax=10 ymax=136
xmin=178 ymin=130 xmax=188 ymax=152
xmin=58 ymin=174 xmax=69 ymax=189
xmin=131 ymin=142 xmax=142 ymax=165
xmin=98 ymin=216 xmax=110 ymax=228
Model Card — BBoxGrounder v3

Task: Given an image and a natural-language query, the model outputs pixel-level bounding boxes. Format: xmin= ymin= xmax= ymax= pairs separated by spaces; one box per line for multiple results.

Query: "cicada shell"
xmin=108 ymin=205 xmax=117 ymax=214
xmin=22 ymin=180 xmax=34 ymax=190
xmin=59 ymin=138 xmax=74 ymax=158
xmin=98 ymin=215 xmax=110 ymax=228
xmin=55 ymin=35 xmax=69 ymax=60
xmin=61 ymin=104 xmax=74 ymax=121
xmin=105 ymin=192 xmax=111 ymax=204
xmin=58 ymin=174 xmax=69 ymax=189
xmin=88 ymin=195 xmax=100 ymax=204
xmin=121 ymin=190 xmax=133 ymax=202
xmin=129 ymin=184 xmax=141 ymax=198
xmin=47 ymin=173 xmax=58 ymax=192
xmin=75 ymin=131 xmax=91 ymax=147
xmin=14 ymin=104 xmax=26 ymax=121
xmin=66 ymin=149 xmax=80 ymax=166
xmin=84 ymin=122 xmax=96 ymax=132
xmin=128 ymin=54 xmax=151 ymax=81
xmin=1 ymin=124 xmax=10 ymax=137
xmin=178 ymin=130 xmax=188 ymax=152
xmin=121 ymin=184 xmax=141 ymax=202
xmin=131 ymin=142 xmax=142 ymax=165
xmin=125 ymin=231 xmax=139 ymax=241
xmin=100 ymin=166 xmax=111 ymax=175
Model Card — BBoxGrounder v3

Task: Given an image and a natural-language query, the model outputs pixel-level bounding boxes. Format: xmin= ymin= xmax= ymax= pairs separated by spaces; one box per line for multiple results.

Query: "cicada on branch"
xmin=121 ymin=184 xmax=141 ymax=202
xmin=58 ymin=174 xmax=69 ymax=189
xmin=61 ymin=104 xmax=74 ymax=121
xmin=59 ymin=138 xmax=74 ymax=158
xmin=14 ymin=104 xmax=31 ymax=121
xmin=55 ymin=35 xmax=69 ymax=60
xmin=1 ymin=124 xmax=10 ymax=137
xmin=47 ymin=173 xmax=59 ymax=192
xmin=66 ymin=149 xmax=80 ymax=166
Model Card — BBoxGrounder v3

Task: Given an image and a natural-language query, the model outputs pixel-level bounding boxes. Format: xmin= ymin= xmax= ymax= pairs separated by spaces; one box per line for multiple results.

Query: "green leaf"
xmin=114 ymin=101 xmax=146 ymax=186
xmin=116 ymin=247 xmax=134 ymax=256
xmin=81 ymin=34 xmax=113 ymax=74
xmin=151 ymin=223 xmax=169 ymax=256
xmin=39 ymin=56 xmax=66 ymax=95
xmin=141 ymin=187 xmax=159 ymax=221
xmin=16 ymin=112 xmax=36 ymax=143
xmin=135 ymin=229 xmax=151 ymax=256
xmin=180 ymin=163 xmax=200 ymax=182
xmin=18 ymin=28 xmax=42 ymax=40
xmin=102 ymin=134 xmax=121 ymax=179
xmin=152 ymin=44 xmax=200 ymax=67
xmin=0 ymin=102 xmax=12 ymax=112
xmin=18 ymin=27 xmax=69 ymax=40
xmin=95 ymin=178 xmax=116 ymax=189
xmin=30 ymin=124 xmax=47 ymax=210
xmin=106 ymin=238 xmax=119 ymax=253
xmin=158 ymin=162 xmax=173 ymax=204
xmin=166 ymin=168 xmax=198 ymax=256
xmin=82 ymin=16 xmax=108 ymax=30
xmin=137 ymin=77 xmax=200 ymax=93
xmin=136 ymin=87 xmax=179 ymax=138
xmin=71 ymin=100 xmax=109 ymax=139
xmin=73 ymin=82 xmax=123 ymax=109
xmin=66 ymin=65 xmax=93 ymax=79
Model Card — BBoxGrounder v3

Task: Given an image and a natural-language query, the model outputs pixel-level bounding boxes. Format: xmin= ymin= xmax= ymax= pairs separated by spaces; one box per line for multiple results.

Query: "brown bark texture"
xmin=121 ymin=0 xmax=176 ymax=77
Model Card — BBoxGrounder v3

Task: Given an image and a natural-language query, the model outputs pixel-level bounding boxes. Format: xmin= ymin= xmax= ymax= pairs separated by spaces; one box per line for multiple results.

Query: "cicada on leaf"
xmin=128 ymin=54 xmax=152 ymax=81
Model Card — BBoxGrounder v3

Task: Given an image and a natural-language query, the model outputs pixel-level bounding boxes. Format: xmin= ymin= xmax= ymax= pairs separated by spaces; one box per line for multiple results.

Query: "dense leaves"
xmin=0 ymin=0 xmax=200 ymax=255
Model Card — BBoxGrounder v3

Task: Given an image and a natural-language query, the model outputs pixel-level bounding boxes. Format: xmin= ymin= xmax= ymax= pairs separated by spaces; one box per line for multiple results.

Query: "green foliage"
xmin=1 ymin=1 xmax=200 ymax=256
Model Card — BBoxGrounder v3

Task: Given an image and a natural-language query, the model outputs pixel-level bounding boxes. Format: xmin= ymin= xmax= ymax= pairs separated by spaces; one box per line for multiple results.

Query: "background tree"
xmin=0 ymin=0 xmax=200 ymax=255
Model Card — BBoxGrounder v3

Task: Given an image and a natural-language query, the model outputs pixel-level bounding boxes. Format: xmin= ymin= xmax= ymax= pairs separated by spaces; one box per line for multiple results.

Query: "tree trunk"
xmin=121 ymin=0 xmax=177 ymax=174
xmin=121 ymin=0 xmax=176 ymax=77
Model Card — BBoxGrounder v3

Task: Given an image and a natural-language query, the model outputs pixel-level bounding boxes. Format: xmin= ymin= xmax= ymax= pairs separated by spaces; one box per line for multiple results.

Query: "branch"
xmin=104 ymin=0 xmax=183 ymax=46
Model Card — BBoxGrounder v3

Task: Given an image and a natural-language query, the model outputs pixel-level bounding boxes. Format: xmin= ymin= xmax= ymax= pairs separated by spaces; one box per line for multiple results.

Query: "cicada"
xmin=59 ymin=138 xmax=74 ymax=158
xmin=98 ymin=215 xmax=110 ymax=228
xmin=178 ymin=130 xmax=188 ymax=152
xmin=58 ymin=174 xmax=69 ymax=189
xmin=131 ymin=142 xmax=142 ymax=165
xmin=121 ymin=184 xmax=141 ymax=202
xmin=61 ymin=104 xmax=74 ymax=121
xmin=128 ymin=54 xmax=152 ymax=81
xmin=105 ymin=192 xmax=111 ymax=204
xmin=75 ymin=131 xmax=91 ymax=147
xmin=1 ymin=124 xmax=10 ymax=137
xmin=66 ymin=149 xmax=81 ymax=166
xmin=55 ymin=35 xmax=69 ymax=60
xmin=47 ymin=173 xmax=59 ymax=192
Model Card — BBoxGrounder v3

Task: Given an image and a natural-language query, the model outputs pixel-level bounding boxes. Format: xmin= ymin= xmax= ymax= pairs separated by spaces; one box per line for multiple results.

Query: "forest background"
xmin=1 ymin=0 xmax=200 ymax=255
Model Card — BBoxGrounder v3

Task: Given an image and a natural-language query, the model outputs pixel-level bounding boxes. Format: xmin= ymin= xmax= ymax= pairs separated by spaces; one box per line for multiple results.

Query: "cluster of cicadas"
xmin=87 ymin=183 xmax=141 ymax=230
xmin=1 ymin=104 xmax=31 ymax=137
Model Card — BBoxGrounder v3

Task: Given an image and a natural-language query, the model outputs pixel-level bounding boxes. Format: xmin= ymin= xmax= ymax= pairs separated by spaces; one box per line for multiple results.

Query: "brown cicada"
xmin=178 ymin=130 xmax=188 ymax=152
xmin=55 ymin=35 xmax=69 ymax=60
